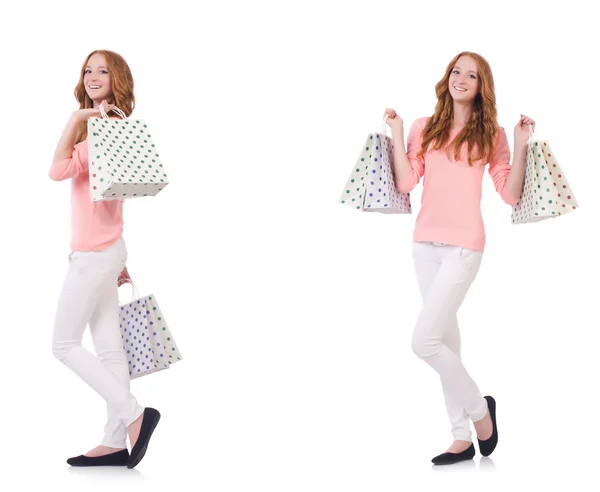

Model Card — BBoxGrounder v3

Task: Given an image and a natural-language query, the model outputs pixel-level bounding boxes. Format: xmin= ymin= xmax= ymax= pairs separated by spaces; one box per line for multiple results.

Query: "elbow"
xmin=396 ymin=181 xmax=414 ymax=194
xmin=501 ymin=189 xmax=521 ymax=206
xmin=395 ymin=173 xmax=418 ymax=194
xmin=48 ymin=169 xmax=66 ymax=182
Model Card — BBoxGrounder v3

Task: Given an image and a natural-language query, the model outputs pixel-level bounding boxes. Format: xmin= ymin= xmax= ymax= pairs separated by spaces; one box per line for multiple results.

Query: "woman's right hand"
xmin=71 ymin=100 xmax=116 ymax=123
xmin=384 ymin=108 xmax=404 ymax=133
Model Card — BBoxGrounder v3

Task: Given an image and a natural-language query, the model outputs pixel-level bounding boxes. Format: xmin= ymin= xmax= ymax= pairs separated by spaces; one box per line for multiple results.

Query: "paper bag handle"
xmin=119 ymin=279 xmax=140 ymax=304
xmin=99 ymin=103 xmax=128 ymax=120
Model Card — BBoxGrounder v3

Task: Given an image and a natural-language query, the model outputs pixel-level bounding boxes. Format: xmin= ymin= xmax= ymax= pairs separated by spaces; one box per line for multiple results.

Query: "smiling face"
xmin=83 ymin=53 xmax=113 ymax=106
xmin=448 ymin=55 xmax=479 ymax=104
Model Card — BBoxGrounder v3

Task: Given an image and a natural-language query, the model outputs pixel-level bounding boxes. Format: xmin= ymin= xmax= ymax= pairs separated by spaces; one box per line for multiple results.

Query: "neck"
xmin=452 ymin=101 xmax=473 ymax=127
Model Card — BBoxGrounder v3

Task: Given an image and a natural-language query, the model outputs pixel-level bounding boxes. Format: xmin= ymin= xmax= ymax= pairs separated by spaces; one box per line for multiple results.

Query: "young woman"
xmin=49 ymin=50 xmax=161 ymax=469
xmin=384 ymin=51 xmax=534 ymax=465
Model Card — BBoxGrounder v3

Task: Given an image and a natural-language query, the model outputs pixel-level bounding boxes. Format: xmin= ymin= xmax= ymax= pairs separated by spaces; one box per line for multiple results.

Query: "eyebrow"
xmin=85 ymin=65 xmax=109 ymax=69
xmin=454 ymin=66 xmax=478 ymax=74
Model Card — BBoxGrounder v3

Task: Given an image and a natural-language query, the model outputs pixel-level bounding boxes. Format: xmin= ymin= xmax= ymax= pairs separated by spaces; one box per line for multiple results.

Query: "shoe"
xmin=431 ymin=443 xmax=475 ymax=465
xmin=67 ymin=449 xmax=129 ymax=467
xmin=477 ymin=395 xmax=498 ymax=457
xmin=127 ymin=408 xmax=161 ymax=469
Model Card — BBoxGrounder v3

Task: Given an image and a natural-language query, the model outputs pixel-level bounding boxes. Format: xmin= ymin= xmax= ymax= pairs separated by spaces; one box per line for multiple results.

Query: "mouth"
xmin=88 ymin=85 xmax=102 ymax=90
xmin=453 ymin=86 xmax=467 ymax=92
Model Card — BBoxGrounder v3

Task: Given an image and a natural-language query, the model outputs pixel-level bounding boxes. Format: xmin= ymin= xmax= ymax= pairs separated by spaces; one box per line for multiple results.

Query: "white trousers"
xmin=52 ymin=237 xmax=144 ymax=448
xmin=411 ymin=241 xmax=488 ymax=442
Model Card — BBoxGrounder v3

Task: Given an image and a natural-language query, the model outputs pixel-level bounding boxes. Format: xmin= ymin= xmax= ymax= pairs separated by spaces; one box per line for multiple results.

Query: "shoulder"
xmin=494 ymin=126 xmax=509 ymax=145
xmin=408 ymin=117 xmax=430 ymax=134
xmin=413 ymin=116 xmax=430 ymax=128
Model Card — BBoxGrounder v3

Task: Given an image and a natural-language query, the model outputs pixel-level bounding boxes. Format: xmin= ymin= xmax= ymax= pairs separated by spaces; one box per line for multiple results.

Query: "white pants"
xmin=52 ymin=237 xmax=144 ymax=448
xmin=411 ymin=241 xmax=488 ymax=442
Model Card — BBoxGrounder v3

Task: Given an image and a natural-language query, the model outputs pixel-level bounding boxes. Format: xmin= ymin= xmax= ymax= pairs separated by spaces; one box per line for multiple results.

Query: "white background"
xmin=0 ymin=0 xmax=598 ymax=490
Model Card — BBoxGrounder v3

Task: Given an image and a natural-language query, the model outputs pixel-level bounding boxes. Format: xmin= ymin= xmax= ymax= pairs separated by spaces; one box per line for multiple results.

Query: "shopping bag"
xmin=511 ymin=127 xmax=578 ymax=224
xmin=88 ymin=105 xmax=169 ymax=202
xmin=339 ymin=118 xmax=411 ymax=214
xmin=119 ymin=282 xmax=182 ymax=379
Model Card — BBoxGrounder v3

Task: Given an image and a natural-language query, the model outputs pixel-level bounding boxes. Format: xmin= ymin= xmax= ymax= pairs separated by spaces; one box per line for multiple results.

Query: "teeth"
xmin=454 ymin=86 xmax=466 ymax=92
xmin=89 ymin=85 xmax=101 ymax=89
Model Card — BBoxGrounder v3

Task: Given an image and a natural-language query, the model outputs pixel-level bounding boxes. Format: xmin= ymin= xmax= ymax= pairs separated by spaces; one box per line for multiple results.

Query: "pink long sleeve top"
xmin=398 ymin=117 xmax=520 ymax=252
xmin=49 ymin=138 xmax=124 ymax=252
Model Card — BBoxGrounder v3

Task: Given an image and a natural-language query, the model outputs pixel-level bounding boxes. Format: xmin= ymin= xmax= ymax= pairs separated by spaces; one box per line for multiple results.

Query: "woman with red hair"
xmin=385 ymin=52 xmax=534 ymax=465
xmin=49 ymin=50 xmax=160 ymax=469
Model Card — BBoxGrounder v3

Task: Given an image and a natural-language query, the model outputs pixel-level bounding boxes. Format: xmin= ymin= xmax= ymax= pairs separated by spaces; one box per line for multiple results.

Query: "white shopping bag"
xmin=511 ymin=126 xmax=578 ymax=224
xmin=340 ymin=118 xmax=411 ymax=214
xmin=88 ymin=105 xmax=169 ymax=202
xmin=119 ymin=282 xmax=182 ymax=379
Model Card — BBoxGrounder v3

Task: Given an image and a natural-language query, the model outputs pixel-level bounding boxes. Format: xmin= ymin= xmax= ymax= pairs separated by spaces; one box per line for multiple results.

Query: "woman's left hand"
xmin=118 ymin=266 xmax=131 ymax=287
xmin=514 ymin=114 xmax=536 ymax=145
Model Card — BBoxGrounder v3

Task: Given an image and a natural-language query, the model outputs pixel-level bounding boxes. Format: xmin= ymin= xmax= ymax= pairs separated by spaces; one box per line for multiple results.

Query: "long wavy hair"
xmin=418 ymin=52 xmax=498 ymax=166
xmin=74 ymin=50 xmax=135 ymax=143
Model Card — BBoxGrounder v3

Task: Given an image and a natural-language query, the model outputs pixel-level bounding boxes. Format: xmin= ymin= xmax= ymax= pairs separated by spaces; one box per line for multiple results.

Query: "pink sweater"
xmin=49 ymin=138 xmax=124 ymax=252
xmin=399 ymin=117 xmax=520 ymax=252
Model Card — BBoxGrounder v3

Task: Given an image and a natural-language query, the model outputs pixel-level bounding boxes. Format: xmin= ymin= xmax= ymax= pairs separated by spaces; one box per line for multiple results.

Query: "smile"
xmin=89 ymin=85 xmax=102 ymax=89
xmin=454 ymin=86 xmax=467 ymax=92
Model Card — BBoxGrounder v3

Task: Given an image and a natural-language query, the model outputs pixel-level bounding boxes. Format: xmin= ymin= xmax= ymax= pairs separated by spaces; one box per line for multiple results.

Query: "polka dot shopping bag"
xmin=339 ymin=118 xmax=411 ymax=213
xmin=511 ymin=126 xmax=578 ymax=224
xmin=87 ymin=105 xmax=169 ymax=202
xmin=119 ymin=282 xmax=182 ymax=379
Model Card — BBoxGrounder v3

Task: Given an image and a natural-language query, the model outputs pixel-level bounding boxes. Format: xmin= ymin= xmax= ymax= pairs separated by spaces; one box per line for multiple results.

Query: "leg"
xmin=412 ymin=243 xmax=471 ymax=443
xmin=439 ymin=318 xmax=472 ymax=442
xmin=89 ymin=279 xmax=135 ymax=450
xmin=411 ymin=244 xmax=488 ymax=423
xmin=52 ymin=245 xmax=143 ymax=432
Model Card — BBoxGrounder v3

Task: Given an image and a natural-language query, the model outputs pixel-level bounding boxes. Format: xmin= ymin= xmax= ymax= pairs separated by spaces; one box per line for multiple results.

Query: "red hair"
xmin=74 ymin=50 xmax=135 ymax=143
xmin=419 ymin=51 xmax=498 ymax=166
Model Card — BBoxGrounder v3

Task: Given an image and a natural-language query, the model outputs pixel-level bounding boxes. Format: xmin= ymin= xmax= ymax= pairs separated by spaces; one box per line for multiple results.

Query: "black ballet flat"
xmin=431 ymin=443 xmax=475 ymax=465
xmin=67 ymin=448 xmax=129 ymax=467
xmin=127 ymin=407 xmax=161 ymax=469
xmin=478 ymin=395 xmax=498 ymax=457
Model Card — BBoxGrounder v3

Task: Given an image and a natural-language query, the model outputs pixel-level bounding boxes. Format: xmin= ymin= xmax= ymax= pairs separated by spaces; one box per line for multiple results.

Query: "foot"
xmin=128 ymin=414 xmax=144 ymax=449
xmin=477 ymin=396 xmax=498 ymax=457
xmin=445 ymin=440 xmax=473 ymax=453
xmin=84 ymin=445 xmax=126 ymax=458
xmin=127 ymin=407 xmax=161 ymax=469
xmin=474 ymin=411 xmax=493 ymax=441
xmin=431 ymin=442 xmax=475 ymax=465
xmin=67 ymin=448 xmax=129 ymax=467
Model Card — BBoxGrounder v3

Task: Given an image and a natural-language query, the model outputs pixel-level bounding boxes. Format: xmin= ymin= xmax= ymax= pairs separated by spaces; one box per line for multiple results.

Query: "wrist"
xmin=514 ymin=138 xmax=528 ymax=149
xmin=70 ymin=111 xmax=84 ymax=125
xmin=391 ymin=126 xmax=404 ymax=138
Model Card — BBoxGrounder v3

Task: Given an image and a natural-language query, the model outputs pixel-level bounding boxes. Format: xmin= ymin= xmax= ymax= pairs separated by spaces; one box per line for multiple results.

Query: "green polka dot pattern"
xmin=511 ymin=137 xmax=578 ymax=224
xmin=88 ymin=117 xmax=169 ymax=202
xmin=339 ymin=133 xmax=412 ymax=214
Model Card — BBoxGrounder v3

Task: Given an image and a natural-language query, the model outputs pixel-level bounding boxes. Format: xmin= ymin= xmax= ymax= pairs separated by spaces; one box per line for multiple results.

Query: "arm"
xmin=488 ymin=128 xmax=522 ymax=206
xmin=504 ymin=140 xmax=528 ymax=202
xmin=49 ymin=113 xmax=88 ymax=181
xmin=49 ymin=103 xmax=112 ymax=181
xmin=390 ymin=119 xmax=425 ymax=193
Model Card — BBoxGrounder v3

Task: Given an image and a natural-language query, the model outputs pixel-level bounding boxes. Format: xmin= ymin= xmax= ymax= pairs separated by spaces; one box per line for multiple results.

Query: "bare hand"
xmin=72 ymin=100 xmax=115 ymax=123
xmin=384 ymin=108 xmax=404 ymax=133
xmin=514 ymin=114 xmax=536 ymax=145
xmin=117 ymin=266 xmax=131 ymax=287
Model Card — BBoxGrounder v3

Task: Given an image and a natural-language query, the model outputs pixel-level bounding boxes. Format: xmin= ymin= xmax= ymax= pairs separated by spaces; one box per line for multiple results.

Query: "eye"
xmin=469 ymin=74 xmax=477 ymax=79
xmin=100 ymin=70 xmax=109 ymax=74
xmin=452 ymin=70 xmax=459 ymax=75
xmin=84 ymin=69 xmax=91 ymax=74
